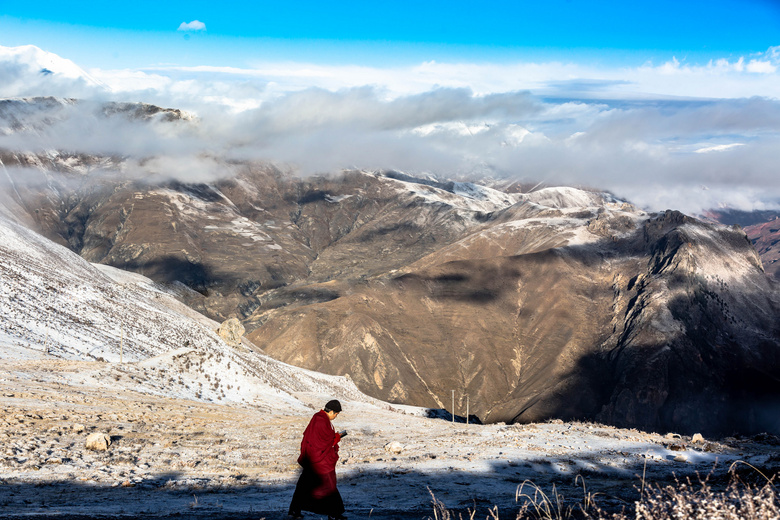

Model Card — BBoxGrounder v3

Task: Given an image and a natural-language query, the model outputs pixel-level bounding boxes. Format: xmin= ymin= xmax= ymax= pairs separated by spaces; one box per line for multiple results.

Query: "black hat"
xmin=324 ymin=400 xmax=342 ymax=413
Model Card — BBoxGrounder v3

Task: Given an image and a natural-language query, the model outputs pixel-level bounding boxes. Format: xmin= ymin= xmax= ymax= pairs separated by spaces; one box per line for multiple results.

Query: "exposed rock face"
xmin=217 ymin=318 xmax=245 ymax=347
xmin=594 ymin=212 xmax=780 ymax=435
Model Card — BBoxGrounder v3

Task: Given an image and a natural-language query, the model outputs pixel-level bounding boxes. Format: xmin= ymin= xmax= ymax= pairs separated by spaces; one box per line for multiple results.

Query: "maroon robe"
xmin=289 ymin=410 xmax=344 ymax=516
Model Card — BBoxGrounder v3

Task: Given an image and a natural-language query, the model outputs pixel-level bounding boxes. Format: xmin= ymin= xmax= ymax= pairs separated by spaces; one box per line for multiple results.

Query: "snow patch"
xmin=521 ymin=187 xmax=617 ymax=209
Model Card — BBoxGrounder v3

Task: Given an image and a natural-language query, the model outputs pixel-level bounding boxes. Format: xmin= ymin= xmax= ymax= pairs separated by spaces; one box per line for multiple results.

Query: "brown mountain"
xmin=3 ymin=98 xmax=780 ymax=436
xmin=248 ymin=196 xmax=780 ymax=436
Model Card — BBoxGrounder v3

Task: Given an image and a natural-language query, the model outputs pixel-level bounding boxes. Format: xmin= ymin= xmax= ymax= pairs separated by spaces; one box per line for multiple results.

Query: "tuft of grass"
xmin=514 ymin=476 xmax=600 ymax=520
xmin=429 ymin=488 xmax=479 ymax=520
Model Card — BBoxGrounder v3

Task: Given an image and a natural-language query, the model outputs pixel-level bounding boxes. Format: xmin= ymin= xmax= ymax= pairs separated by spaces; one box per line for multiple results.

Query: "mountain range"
xmin=2 ymin=96 xmax=780 ymax=436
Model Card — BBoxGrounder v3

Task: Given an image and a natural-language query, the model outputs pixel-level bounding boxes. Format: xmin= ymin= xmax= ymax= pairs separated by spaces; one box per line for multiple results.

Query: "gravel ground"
xmin=2 ymin=360 xmax=779 ymax=520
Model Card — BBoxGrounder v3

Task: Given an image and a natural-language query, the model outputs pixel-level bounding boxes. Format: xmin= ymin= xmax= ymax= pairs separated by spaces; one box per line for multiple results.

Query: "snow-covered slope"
xmin=0 ymin=206 xmax=369 ymax=411
xmin=372 ymin=170 xmax=522 ymax=213
xmin=519 ymin=186 xmax=618 ymax=209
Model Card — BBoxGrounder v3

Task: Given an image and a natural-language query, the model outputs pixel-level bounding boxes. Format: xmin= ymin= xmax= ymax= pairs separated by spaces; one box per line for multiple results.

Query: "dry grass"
xmin=604 ymin=476 xmax=779 ymax=520
xmin=429 ymin=469 xmax=780 ymax=520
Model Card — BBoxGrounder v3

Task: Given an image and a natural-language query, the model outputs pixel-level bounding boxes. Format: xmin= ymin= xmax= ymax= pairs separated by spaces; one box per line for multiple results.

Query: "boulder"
xmin=384 ymin=441 xmax=403 ymax=454
xmin=85 ymin=432 xmax=111 ymax=451
xmin=217 ymin=318 xmax=245 ymax=347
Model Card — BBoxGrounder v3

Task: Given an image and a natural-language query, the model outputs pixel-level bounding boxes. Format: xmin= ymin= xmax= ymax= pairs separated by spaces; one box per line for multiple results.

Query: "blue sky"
xmin=2 ymin=0 xmax=780 ymax=68
xmin=1 ymin=1 xmax=780 ymax=214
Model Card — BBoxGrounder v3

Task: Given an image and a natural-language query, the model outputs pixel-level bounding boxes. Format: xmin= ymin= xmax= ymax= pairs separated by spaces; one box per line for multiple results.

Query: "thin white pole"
xmin=451 ymin=390 xmax=455 ymax=424
xmin=466 ymin=395 xmax=469 ymax=425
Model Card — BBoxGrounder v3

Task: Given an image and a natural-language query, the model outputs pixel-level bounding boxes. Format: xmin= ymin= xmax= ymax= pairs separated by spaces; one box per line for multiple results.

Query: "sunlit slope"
xmin=250 ymin=189 xmax=780 ymax=435
xmin=0 ymin=207 xmax=370 ymax=410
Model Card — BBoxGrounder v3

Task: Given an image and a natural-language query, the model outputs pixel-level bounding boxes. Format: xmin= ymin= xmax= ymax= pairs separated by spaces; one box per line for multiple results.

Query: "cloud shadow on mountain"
xmin=118 ymin=256 xmax=218 ymax=292
xmin=356 ymin=223 xmax=424 ymax=243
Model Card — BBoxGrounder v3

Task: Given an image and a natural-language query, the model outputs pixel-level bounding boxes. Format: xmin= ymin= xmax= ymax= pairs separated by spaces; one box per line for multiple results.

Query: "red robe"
xmin=298 ymin=410 xmax=339 ymax=480
xmin=289 ymin=411 xmax=344 ymax=516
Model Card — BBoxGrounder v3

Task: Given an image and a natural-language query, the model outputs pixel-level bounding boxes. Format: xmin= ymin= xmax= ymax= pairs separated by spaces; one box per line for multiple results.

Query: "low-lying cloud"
xmin=2 ymin=44 xmax=780 ymax=215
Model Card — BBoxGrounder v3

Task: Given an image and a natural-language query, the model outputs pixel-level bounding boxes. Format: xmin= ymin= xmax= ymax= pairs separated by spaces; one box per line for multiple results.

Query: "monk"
xmin=288 ymin=400 xmax=347 ymax=520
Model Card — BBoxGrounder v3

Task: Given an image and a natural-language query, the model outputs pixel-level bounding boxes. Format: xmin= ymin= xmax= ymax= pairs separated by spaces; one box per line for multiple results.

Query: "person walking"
xmin=288 ymin=400 xmax=347 ymax=520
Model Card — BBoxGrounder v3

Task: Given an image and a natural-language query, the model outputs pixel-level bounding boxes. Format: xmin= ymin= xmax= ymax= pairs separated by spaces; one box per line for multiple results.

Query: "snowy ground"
xmin=2 ymin=359 xmax=779 ymax=520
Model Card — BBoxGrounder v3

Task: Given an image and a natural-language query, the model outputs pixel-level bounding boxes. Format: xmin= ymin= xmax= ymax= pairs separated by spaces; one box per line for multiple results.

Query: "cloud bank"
xmin=2 ymin=44 xmax=780 ymax=215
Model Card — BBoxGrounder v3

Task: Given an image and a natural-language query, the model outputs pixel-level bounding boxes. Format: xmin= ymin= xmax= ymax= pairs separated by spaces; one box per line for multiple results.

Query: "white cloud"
xmin=177 ymin=20 xmax=206 ymax=32
xmin=4 ymin=44 xmax=780 ymax=214
xmin=73 ymin=43 xmax=780 ymax=115
xmin=694 ymin=143 xmax=745 ymax=154
xmin=746 ymin=60 xmax=777 ymax=74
